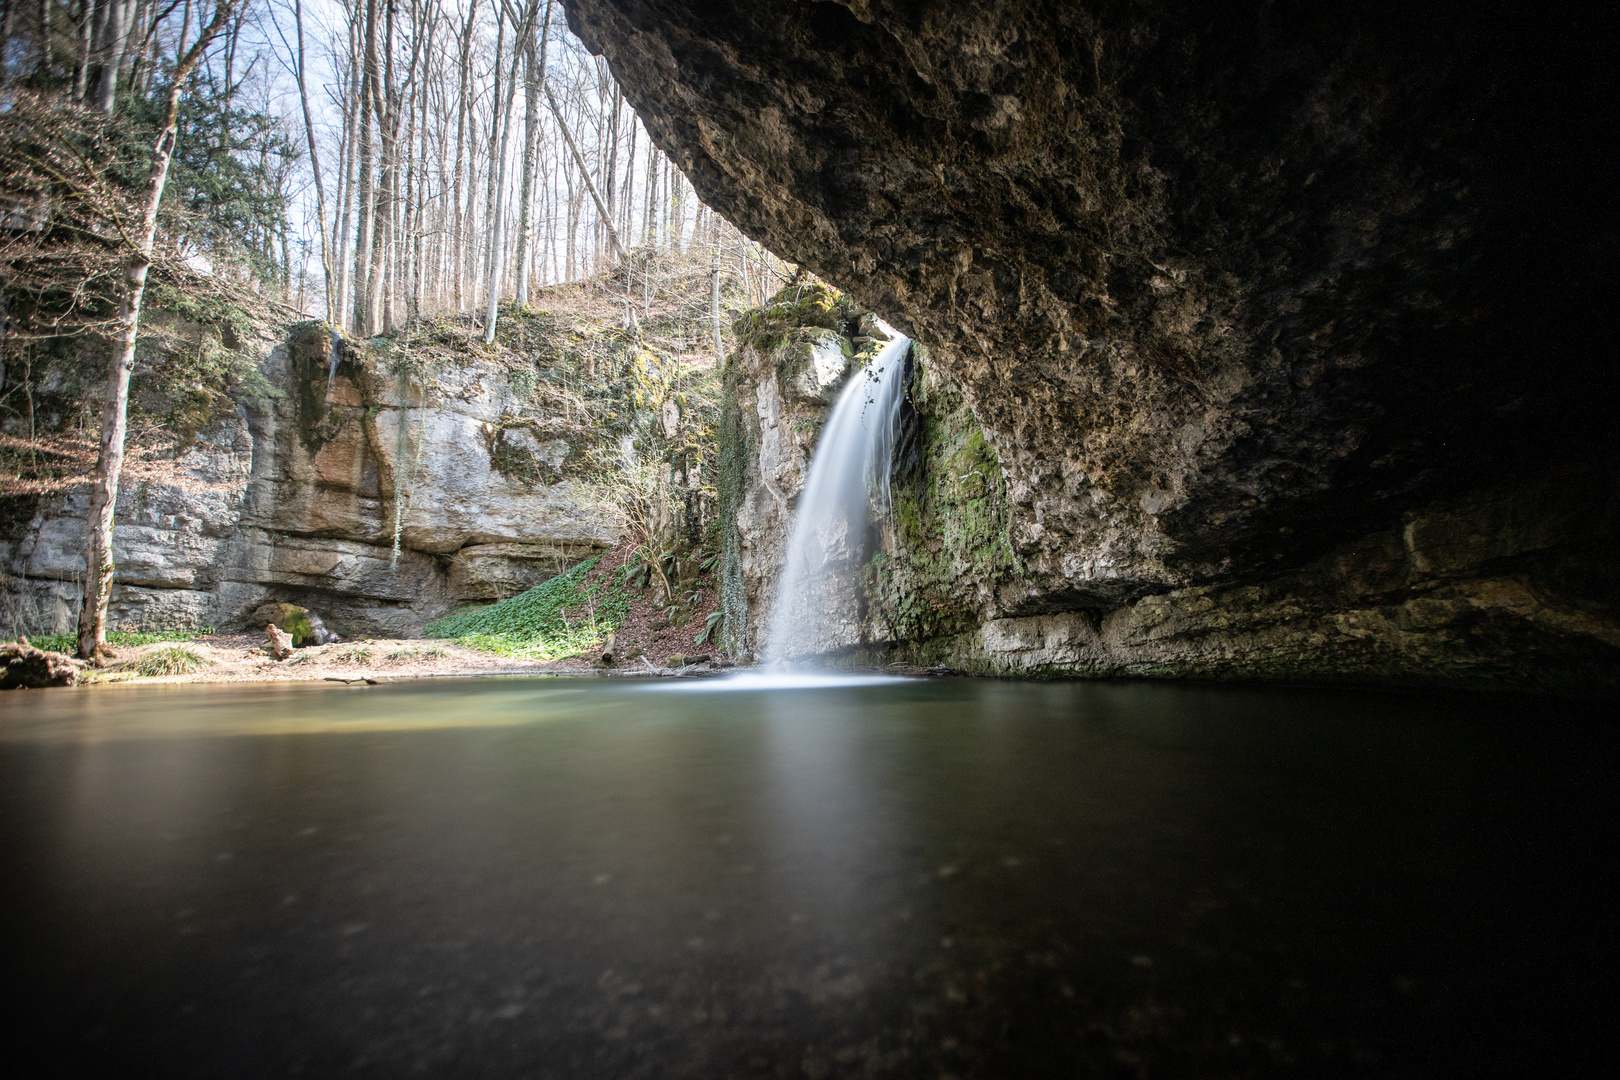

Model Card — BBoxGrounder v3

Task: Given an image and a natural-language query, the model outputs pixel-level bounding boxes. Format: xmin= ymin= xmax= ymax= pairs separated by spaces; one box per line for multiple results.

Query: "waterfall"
xmin=326 ymin=326 xmax=343 ymax=392
xmin=764 ymin=330 xmax=911 ymax=665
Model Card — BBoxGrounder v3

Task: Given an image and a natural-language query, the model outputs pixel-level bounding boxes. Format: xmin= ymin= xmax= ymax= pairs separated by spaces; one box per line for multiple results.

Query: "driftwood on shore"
xmin=266 ymin=625 xmax=295 ymax=661
xmin=1 ymin=639 xmax=80 ymax=689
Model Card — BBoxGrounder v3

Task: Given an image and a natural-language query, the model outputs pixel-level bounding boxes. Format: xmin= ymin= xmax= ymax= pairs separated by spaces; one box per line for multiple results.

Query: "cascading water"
xmin=763 ymin=329 xmax=911 ymax=665
xmin=325 ymin=325 xmax=348 ymax=393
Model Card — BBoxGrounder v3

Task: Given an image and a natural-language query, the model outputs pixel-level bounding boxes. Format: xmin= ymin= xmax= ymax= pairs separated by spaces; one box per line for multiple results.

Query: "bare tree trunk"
xmin=366 ymin=0 xmax=395 ymax=335
xmin=620 ymin=113 xmax=636 ymax=245
xmin=642 ymin=142 xmax=657 ymax=250
xmin=36 ymin=0 xmax=52 ymax=76
xmin=370 ymin=0 xmax=395 ymax=333
xmin=0 ymin=0 xmax=16 ymax=90
xmin=116 ymin=0 xmax=145 ymax=88
xmin=545 ymin=80 xmax=623 ymax=262
xmin=351 ymin=0 xmax=377 ymax=335
xmin=484 ymin=0 xmax=542 ymax=343
xmin=434 ymin=74 xmax=451 ymax=307
xmin=290 ymin=0 xmax=334 ymax=325
xmin=604 ymin=81 xmax=618 ymax=269
xmin=335 ymin=44 xmax=359 ymax=330
xmin=565 ymin=169 xmax=578 ymax=281
xmin=449 ymin=0 xmax=477 ymax=311
xmin=477 ymin=0 xmax=505 ymax=304
xmin=541 ymin=147 xmax=555 ymax=285
xmin=402 ymin=0 xmax=430 ymax=323
xmin=512 ymin=4 xmax=545 ymax=308
xmin=72 ymin=0 xmax=98 ymax=101
xmin=78 ymin=1 xmax=236 ymax=660
xmin=93 ymin=0 xmax=134 ymax=112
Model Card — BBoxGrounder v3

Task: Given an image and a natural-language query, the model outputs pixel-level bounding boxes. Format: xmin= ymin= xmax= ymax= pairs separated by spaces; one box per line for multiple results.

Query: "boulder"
xmin=249 ymin=602 xmax=339 ymax=647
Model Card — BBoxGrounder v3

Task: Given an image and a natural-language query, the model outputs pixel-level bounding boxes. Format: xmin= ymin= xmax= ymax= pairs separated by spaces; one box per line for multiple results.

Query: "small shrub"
xmin=337 ymin=646 xmax=374 ymax=664
xmin=132 ymin=646 xmax=209 ymax=678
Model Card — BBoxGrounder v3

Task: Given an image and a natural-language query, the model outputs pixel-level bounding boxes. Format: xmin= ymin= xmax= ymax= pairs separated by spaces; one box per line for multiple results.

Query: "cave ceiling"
xmin=565 ymin=0 xmax=1617 ymax=597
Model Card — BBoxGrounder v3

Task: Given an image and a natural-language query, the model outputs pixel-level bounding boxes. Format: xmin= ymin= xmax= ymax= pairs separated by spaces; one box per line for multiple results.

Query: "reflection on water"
xmin=0 ymin=680 xmax=596 ymax=741
xmin=645 ymin=671 xmax=913 ymax=691
xmin=0 ymin=677 xmax=1612 ymax=1077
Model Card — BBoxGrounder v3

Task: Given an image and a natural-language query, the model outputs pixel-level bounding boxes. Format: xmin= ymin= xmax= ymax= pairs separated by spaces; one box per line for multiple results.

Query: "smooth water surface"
xmin=0 ymin=678 xmax=1613 ymax=1077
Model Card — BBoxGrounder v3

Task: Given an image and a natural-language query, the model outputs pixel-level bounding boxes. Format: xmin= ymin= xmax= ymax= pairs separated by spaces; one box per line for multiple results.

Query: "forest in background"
xmin=0 ymin=0 xmax=798 ymax=657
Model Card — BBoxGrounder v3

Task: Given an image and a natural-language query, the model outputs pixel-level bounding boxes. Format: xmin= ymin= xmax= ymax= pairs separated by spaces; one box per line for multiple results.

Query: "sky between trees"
xmin=0 ymin=0 xmax=796 ymax=657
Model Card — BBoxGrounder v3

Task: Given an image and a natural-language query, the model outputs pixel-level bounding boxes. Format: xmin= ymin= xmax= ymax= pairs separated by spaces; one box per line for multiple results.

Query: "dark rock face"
xmin=571 ymin=0 xmax=1619 ymax=687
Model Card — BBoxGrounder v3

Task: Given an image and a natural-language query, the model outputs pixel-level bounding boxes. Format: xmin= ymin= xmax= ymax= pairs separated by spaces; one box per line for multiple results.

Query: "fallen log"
xmin=1 ymin=638 xmax=80 ymax=689
xmin=266 ymin=624 xmax=295 ymax=661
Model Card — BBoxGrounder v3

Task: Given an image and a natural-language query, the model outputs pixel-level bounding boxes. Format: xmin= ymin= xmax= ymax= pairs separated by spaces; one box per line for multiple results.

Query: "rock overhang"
xmin=564 ymin=0 xmax=1619 ymax=595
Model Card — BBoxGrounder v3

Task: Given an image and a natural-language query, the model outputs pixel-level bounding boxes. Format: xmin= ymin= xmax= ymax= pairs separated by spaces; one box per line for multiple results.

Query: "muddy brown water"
xmin=0 ymin=676 xmax=1613 ymax=1077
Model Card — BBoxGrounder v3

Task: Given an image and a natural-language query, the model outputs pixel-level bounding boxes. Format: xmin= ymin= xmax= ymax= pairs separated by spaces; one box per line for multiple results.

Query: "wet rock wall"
xmin=721 ymin=290 xmax=1619 ymax=693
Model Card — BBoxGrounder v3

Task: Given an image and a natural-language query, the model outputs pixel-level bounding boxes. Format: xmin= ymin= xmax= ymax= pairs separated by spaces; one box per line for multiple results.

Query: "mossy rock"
xmin=249 ymin=603 xmax=338 ymax=647
xmin=763 ymin=283 xmax=845 ymax=330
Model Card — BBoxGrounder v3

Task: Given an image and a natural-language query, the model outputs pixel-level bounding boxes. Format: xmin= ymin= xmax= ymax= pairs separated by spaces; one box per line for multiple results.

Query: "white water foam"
xmin=637 ymin=671 xmax=913 ymax=692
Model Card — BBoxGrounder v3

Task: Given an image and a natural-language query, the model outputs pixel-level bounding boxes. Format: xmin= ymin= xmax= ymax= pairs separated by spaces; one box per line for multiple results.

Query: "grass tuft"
xmin=425 ymin=555 xmax=630 ymax=660
xmin=131 ymin=646 xmax=210 ymax=678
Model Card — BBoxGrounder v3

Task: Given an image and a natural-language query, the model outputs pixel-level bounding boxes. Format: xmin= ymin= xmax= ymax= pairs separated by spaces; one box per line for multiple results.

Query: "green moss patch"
xmin=867 ymin=361 xmax=1019 ymax=642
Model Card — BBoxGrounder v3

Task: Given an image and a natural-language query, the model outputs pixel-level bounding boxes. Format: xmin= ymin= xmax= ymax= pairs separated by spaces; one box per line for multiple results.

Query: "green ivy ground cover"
xmin=424 ymin=555 xmax=631 ymax=660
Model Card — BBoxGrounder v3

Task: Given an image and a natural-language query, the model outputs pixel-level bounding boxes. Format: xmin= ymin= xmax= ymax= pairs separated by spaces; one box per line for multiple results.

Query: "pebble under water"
xmin=0 ymin=677 xmax=1612 ymax=1077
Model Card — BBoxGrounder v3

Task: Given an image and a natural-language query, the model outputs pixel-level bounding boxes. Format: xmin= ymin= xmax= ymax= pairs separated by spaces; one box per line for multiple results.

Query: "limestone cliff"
xmin=1 ymin=316 xmax=620 ymax=638
xmin=577 ymin=0 xmax=1618 ymax=691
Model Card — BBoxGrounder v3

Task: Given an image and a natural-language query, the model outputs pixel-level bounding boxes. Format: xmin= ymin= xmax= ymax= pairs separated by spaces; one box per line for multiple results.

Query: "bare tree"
xmin=280 ymin=0 xmax=334 ymax=324
xmin=482 ymin=0 xmax=540 ymax=343
xmin=511 ymin=0 xmax=546 ymax=307
xmin=350 ymin=0 xmax=378 ymax=335
xmin=77 ymin=0 xmax=239 ymax=660
xmin=544 ymin=79 xmax=622 ymax=262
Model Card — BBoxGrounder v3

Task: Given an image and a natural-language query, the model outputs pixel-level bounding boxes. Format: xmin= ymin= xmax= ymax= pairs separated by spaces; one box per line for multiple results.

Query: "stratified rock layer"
xmin=1 ymin=323 xmax=615 ymax=639
xmin=574 ymin=0 xmax=1619 ymax=689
